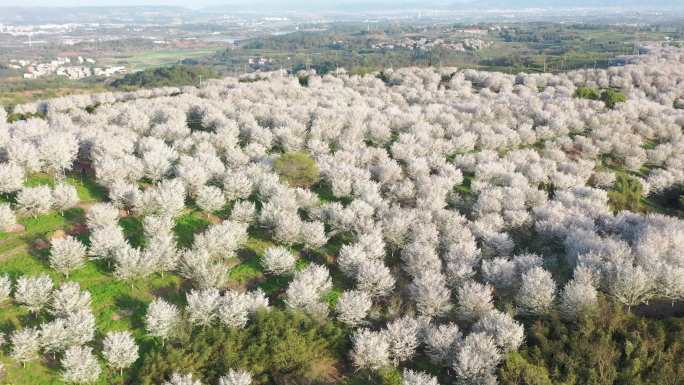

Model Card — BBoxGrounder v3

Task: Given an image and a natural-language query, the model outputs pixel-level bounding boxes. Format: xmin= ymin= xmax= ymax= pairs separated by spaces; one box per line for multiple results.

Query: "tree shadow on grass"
xmin=120 ymin=216 xmax=146 ymax=249
xmin=115 ymin=294 xmax=149 ymax=330
xmin=150 ymin=279 xmax=187 ymax=308
xmin=28 ymin=243 xmax=51 ymax=262
xmin=62 ymin=207 xmax=86 ymax=225
xmin=174 ymin=213 xmax=211 ymax=249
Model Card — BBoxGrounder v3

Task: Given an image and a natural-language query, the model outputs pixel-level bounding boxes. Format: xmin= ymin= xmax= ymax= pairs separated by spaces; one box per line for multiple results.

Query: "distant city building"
xmin=9 ymin=55 xmax=125 ymax=80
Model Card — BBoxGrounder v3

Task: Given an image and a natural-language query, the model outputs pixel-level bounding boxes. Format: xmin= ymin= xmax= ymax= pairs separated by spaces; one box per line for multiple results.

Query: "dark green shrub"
xmin=136 ymin=309 xmax=347 ymax=385
xmin=574 ymin=87 xmax=626 ymax=109
xmin=498 ymin=352 xmax=553 ymax=385
xmin=600 ymin=89 xmax=627 ymax=109
xmin=341 ymin=368 xmax=403 ymax=385
xmin=574 ymin=86 xmax=600 ymax=100
xmin=112 ymin=64 xmax=216 ymax=89
xmin=608 ymin=174 xmax=643 ymax=212
xmin=500 ymin=300 xmax=684 ymax=385
xmin=273 ymin=152 xmax=321 ymax=188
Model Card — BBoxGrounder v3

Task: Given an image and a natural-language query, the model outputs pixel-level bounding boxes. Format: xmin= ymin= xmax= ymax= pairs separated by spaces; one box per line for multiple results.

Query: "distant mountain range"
xmin=469 ymin=0 xmax=683 ymax=9
xmin=204 ymin=0 xmax=683 ymax=11
xmin=0 ymin=1 xmax=680 ymax=25
xmin=0 ymin=6 xmax=193 ymax=24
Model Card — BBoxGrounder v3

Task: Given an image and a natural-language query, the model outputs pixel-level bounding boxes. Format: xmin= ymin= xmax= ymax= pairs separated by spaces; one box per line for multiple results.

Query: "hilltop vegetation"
xmin=111 ymin=65 xmax=218 ymax=89
xmin=0 ymin=44 xmax=682 ymax=385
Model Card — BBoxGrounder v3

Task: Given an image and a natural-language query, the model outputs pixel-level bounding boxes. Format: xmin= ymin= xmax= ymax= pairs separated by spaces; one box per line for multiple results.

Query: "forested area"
xmin=0 ymin=44 xmax=682 ymax=385
xmin=111 ymin=65 xmax=218 ymax=90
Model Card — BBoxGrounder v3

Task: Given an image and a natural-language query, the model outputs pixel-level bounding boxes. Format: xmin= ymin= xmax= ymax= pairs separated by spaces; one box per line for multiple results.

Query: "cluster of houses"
xmin=8 ymin=56 xmax=126 ymax=80
xmin=248 ymin=56 xmax=274 ymax=67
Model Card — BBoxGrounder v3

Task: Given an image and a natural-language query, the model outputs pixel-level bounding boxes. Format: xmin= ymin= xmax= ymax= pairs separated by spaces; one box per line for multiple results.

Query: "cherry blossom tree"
xmin=350 ymin=328 xmax=391 ymax=371
xmin=229 ymin=201 xmax=256 ymax=224
xmin=656 ymin=265 xmax=684 ymax=306
xmin=10 ymin=328 xmax=41 ymax=367
xmin=0 ymin=274 xmax=11 ymax=303
xmin=146 ymin=233 xmax=180 ymax=275
xmin=52 ymin=183 xmax=79 ymax=213
xmin=16 ymin=186 xmax=54 ymax=218
xmin=113 ymin=243 xmax=155 ymax=283
xmin=141 ymin=141 xmax=177 ymax=182
xmin=403 ymin=369 xmax=440 ymax=385
xmin=192 ymin=220 xmax=248 ymax=260
xmin=516 ymin=266 xmax=556 ymax=315
xmin=481 ymin=257 xmax=517 ymax=290
xmin=453 ymin=332 xmax=501 ymax=385
xmin=338 ymin=243 xmax=368 ymax=278
xmin=409 ymin=271 xmax=452 ymax=318
xmin=6 ymin=140 xmax=41 ymax=173
xmin=136 ymin=179 xmax=187 ymax=218
xmin=49 ymin=236 xmax=87 ymax=277
xmin=335 ymin=290 xmax=372 ymax=327
xmin=424 ymin=322 xmax=462 ymax=365
xmin=217 ymin=291 xmax=251 ymax=329
xmin=146 ymin=298 xmax=180 ymax=343
xmin=40 ymin=318 xmax=70 ymax=357
xmin=356 ymin=260 xmax=395 ymax=298
xmin=0 ymin=162 xmax=25 ymax=194
xmin=0 ymin=203 xmax=16 ymax=229
xmin=245 ymin=289 xmax=270 ymax=313
xmin=49 ymin=281 xmax=91 ymax=317
xmin=385 ymin=316 xmax=420 ymax=365
xmin=223 ymin=172 xmax=254 ymax=201
xmin=102 ymin=331 xmax=139 ymax=375
xmin=164 ymin=373 xmax=203 ymax=385
xmin=186 ymin=288 xmax=221 ymax=327
xmin=61 ymin=346 xmax=101 ymax=384
xmin=88 ymin=225 xmax=126 ymax=260
xmin=14 ymin=275 xmax=53 ymax=314
xmin=261 ymin=246 xmax=297 ymax=276
xmin=472 ymin=310 xmax=524 ymax=353
xmin=299 ymin=221 xmax=328 ymax=250
xmin=607 ymin=263 xmax=653 ymax=309
xmin=179 ymin=248 xmax=229 ymax=289
xmin=218 ymin=369 xmax=252 ymax=385
xmin=196 ymin=185 xmax=225 ymax=213
xmin=64 ymin=309 xmax=96 ymax=346
xmin=559 ymin=274 xmax=598 ymax=319
xmin=285 ymin=264 xmax=332 ymax=318
xmin=109 ymin=181 xmax=140 ymax=211
xmin=86 ymin=203 xmax=120 ymax=230
xmin=456 ymin=280 xmax=494 ymax=321
xmin=38 ymin=132 xmax=79 ymax=178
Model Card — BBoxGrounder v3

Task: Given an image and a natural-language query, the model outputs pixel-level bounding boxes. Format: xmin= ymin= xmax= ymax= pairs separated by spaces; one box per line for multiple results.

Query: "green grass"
xmin=24 ymin=174 xmax=54 ymax=188
xmin=23 ymin=172 xmax=107 ymax=203
xmin=65 ymin=175 xmax=108 ymax=203
xmin=0 ymin=212 xmax=68 ymax=253
xmin=173 ymin=211 xmax=211 ymax=249
xmin=229 ymin=255 xmax=263 ymax=285
xmin=120 ymin=216 xmax=146 ymax=248
xmin=0 ymin=200 xmax=185 ymax=385
xmin=1 ymin=172 xmax=359 ymax=385
xmin=0 ymin=170 xmax=184 ymax=384
xmin=113 ymin=49 xmax=220 ymax=71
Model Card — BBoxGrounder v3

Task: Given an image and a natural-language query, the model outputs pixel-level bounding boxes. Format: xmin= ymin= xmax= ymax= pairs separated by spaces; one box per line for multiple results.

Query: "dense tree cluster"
xmin=2 ymin=274 xmax=131 ymax=383
xmin=1 ymin=44 xmax=683 ymax=384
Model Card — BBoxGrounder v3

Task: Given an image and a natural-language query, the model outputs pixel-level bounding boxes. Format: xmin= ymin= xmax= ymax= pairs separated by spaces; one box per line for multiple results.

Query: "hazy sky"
xmin=0 ymin=0 xmax=681 ymax=8
xmin=0 ymin=0 xmax=206 ymax=6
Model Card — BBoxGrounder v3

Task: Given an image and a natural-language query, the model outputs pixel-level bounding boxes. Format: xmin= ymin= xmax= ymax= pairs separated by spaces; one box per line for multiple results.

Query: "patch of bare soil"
xmin=3 ymin=224 xmax=25 ymax=233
